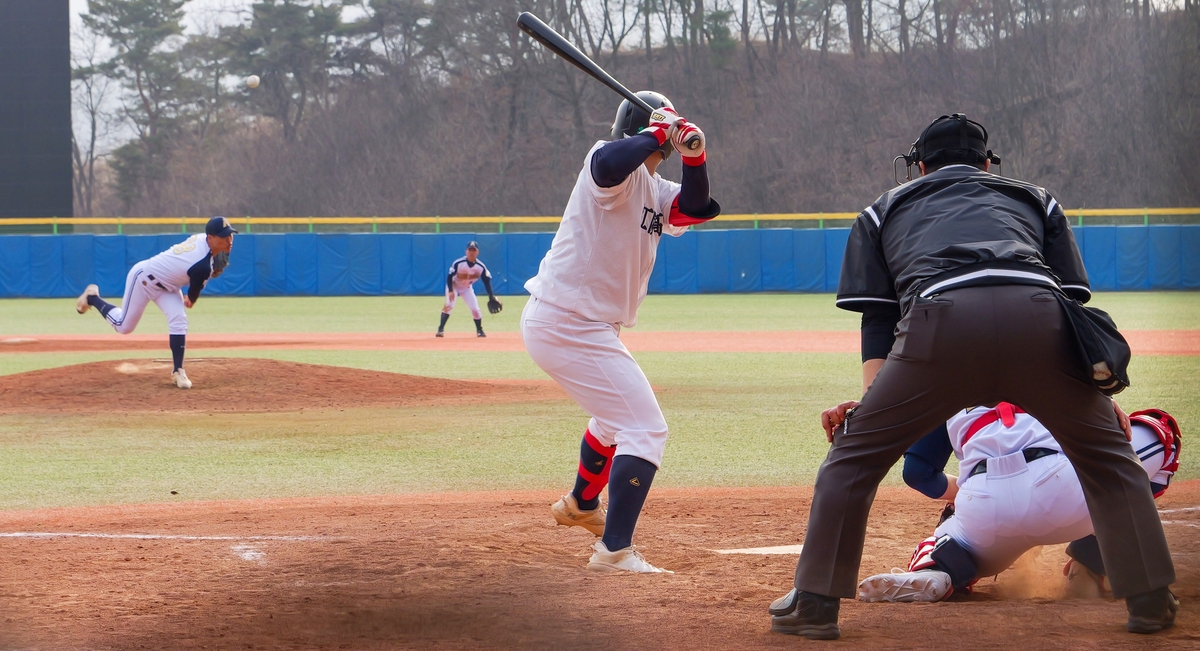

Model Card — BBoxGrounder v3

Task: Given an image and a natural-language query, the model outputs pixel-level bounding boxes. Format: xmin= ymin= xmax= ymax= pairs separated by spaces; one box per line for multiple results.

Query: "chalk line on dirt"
xmin=0 ymin=532 xmax=346 ymax=541
xmin=712 ymin=544 xmax=804 ymax=555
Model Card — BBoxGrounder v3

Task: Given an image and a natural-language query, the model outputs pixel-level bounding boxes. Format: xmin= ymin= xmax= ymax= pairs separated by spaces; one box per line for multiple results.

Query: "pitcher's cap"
xmin=466 ymin=241 xmax=479 ymax=250
xmin=205 ymin=216 xmax=238 ymax=237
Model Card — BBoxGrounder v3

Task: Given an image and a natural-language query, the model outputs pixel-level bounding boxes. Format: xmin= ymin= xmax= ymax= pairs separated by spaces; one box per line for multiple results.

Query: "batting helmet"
xmin=611 ymin=90 xmax=675 ymax=161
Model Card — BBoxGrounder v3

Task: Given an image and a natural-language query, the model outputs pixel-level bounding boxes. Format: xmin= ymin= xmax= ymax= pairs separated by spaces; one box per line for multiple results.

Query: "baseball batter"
xmin=75 ymin=216 xmax=236 ymax=389
xmin=437 ymin=241 xmax=502 ymax=338
xmin=855 ymin=403 xmax=1181 ymax=602
xmin=524 ymin=91 xmax=719 ymax=573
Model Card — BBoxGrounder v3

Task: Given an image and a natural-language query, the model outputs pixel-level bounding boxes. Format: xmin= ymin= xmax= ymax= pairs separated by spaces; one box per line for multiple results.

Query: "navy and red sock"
xmin=570 ymin=429 xmax=615 ymax=511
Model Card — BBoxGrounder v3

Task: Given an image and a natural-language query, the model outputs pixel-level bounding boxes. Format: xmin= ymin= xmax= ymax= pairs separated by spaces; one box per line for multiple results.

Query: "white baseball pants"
xmin=444 ymin=285 xmax=482 ymax=320
xmin=938 ymin=423 xmax=1168 ymax=577
xmin=104 ymin=262 xmax=188 ymax=336
xmin=521 ymin=297 xmax=669 ymax=467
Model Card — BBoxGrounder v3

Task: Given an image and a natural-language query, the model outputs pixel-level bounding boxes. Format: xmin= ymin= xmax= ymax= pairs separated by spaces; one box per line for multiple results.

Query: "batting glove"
xmin=640 ymin=106 xmax=683 ymax=147
xmin=673 ymin=121 xmax=706 ymax=164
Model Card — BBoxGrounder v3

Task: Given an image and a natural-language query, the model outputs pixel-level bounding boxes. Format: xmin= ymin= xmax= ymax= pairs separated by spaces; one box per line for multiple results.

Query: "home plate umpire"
xmin=767 ymin=114 xmax=1176 ymax=640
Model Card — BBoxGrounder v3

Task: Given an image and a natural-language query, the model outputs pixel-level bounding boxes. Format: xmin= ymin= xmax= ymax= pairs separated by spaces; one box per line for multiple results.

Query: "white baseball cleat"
xmin=171 ymin=368 xmax=192 ymax=389
xmin=587 ymin=541 xmax=673 ymax=574
xmin=76 ymin=284 xmax=99 ymax=314
xmin=551 ymin=494 xmax=606 ymax=537
xmin=857 ymin=569 xmax=952 ymax=602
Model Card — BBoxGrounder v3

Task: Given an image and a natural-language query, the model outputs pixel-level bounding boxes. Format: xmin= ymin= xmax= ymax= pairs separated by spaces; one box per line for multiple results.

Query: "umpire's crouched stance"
xmin=770 ymin=115 xmax=1176 ymax=639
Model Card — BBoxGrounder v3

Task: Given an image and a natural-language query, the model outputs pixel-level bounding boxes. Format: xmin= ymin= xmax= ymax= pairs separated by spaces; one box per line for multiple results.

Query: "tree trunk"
xmin=844 ymin=0 xmax=865 ymax=58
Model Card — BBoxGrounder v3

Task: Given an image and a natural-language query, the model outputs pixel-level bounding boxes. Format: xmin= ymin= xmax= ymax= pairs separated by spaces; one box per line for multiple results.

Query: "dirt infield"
xmin=3 ymin=329 xmax=1199 ymax=355
xmin=0 ymin=358 xmax=563 ymax=414
xmin=1 ymin=484 xmax=1197 ymax=650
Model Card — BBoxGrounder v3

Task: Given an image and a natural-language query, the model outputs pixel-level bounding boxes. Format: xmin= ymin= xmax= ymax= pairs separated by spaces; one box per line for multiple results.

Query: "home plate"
xmin=713 ymin=544 xmax=804 ymax=555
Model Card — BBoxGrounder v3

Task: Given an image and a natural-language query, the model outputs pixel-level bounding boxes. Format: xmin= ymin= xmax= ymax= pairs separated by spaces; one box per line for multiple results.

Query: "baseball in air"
xmin=246 ymin=75 xmax=260 ymax=89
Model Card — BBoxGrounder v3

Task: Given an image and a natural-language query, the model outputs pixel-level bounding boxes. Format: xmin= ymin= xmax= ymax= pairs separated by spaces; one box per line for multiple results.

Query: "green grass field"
xmin=1 ymin=293 xmax=1197 ymax=511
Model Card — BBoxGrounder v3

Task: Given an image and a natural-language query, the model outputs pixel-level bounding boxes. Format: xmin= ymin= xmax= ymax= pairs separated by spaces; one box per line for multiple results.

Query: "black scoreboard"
xmin=0 ymin=0 xmax=72 ymax=220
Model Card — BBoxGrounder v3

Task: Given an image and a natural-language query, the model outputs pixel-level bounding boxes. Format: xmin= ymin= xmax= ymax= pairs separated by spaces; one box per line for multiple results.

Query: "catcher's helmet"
xmin=611 ymin=90 xmax=675 ymax=161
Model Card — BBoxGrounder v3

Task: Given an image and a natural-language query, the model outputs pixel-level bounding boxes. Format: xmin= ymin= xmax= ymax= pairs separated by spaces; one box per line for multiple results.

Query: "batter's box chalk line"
xmin=712 ymin=544 xmax=804 ymax=555
xmin=0 ymin=532 xmax=348 ymax=542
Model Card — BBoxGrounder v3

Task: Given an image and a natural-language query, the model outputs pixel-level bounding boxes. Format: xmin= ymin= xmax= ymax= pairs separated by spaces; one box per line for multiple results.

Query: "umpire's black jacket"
xmin=837 ymin=163 xmax=1091 ymax=314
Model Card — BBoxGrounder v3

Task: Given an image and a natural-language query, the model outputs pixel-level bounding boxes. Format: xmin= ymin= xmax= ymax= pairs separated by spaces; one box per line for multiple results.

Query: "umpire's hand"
xmin=821 ymin=400 xmax=860 ymax=442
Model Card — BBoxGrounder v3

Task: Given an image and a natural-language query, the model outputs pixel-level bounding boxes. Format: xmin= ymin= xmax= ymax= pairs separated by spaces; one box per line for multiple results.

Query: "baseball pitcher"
xmin=76 ymin=216 xmax=235 ymax=389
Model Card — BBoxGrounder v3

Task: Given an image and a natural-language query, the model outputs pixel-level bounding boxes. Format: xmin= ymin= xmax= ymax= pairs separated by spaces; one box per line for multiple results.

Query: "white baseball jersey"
xmin=141 ymin=234 xmax=215 ymax=292
xmin=946 ymin=404 xmax=1060 ymax=486
xmin=524 ymin=140 xmax=687 ymax=327
xmin=448 ymin=257 xmax=490 ymax=294
xmin=946 ymin=403 xmax=1172 ymax=487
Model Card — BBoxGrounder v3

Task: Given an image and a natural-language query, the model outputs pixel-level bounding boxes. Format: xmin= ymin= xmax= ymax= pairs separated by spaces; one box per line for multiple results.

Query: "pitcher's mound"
xmin=0 ymin=358 xmax=562 ymax=414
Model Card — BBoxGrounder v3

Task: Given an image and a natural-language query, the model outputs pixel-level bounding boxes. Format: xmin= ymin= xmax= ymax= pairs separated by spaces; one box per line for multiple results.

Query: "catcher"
xmin=436 ymin=241 xmax=502 ymax=338
xmin=849 ymin=403 xmax=1181 ymax=610
xmin=76 ymin=216 xmax=235 ymax=389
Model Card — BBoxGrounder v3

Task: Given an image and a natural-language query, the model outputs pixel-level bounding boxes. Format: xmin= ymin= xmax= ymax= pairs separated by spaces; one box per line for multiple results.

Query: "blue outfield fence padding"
xmin=1 ymin=226 xmax=1199 ymax=299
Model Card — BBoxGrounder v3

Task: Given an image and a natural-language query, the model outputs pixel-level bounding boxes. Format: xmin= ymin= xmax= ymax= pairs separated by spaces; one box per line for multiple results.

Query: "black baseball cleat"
xmin=477 ymin=331 xmax=486 ymax=338
xmin=769 ymin=588 xmax=840 ymax=640
xmin=435 ymin=330 xmax=444 ymax=338
xmin=1126 ymin=587 xmax=1179 ymax=634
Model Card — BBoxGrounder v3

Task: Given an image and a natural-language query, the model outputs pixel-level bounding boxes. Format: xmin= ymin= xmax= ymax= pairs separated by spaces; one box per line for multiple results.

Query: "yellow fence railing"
xmin=3 ymin=208 xmax=1199 ymax=234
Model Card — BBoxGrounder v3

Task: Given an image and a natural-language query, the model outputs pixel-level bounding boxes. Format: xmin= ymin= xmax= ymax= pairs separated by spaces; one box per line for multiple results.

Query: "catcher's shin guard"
xmin=911 ymin=535 xmax=978 ymax=593
xmin=571 ymin=429 xmax=616 ymax=510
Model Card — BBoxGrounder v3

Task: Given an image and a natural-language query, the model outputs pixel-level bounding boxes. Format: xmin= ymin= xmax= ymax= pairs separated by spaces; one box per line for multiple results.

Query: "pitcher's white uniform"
xmin=104 ymin=234 xmax=214 ymax=336
xmin=921 ymin=404 xmax=1177 ymax=577
xmin=444 ymin=257 xmax=491 ymax=320
xmin=522 ymin=141 xmax=689 ymax=466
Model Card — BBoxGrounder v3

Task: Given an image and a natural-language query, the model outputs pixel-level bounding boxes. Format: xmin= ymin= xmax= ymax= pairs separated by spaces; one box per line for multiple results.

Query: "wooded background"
xmin=71 ymin=0 xmax=1200 ymax=218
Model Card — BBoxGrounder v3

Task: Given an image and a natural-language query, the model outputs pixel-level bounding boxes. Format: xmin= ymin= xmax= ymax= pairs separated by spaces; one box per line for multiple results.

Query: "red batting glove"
xmin=640 ymin=106 xmax=683 ymax=147
xmin=673 ymin=120 xmax=706 ymax=165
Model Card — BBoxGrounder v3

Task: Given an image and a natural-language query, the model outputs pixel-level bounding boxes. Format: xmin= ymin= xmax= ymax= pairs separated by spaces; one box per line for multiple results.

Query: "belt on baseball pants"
xmin=146 ymin=274 xmax=168 ymax=290
xmin=968 ymin=447 xmax=1058 ymax=478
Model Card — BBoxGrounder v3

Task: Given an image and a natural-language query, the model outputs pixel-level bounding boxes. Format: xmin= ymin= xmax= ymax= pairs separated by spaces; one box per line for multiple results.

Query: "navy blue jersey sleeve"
xmin=590 ymin=133 xmax=662 ymax=188
xmin=677 ymin=160 xmax=719 ymax=218
xmin=902 ymin=423 xmax=953 ymax=498
xmin=446 ymin=272 xmax=455 ymax=293
xmin=186 ymin=255 xmax=213 ymax=304
xmin=835 ymin=204 xmax=899 ymax=313
xmin=481 ymin=273 xmax=494 ymax=297
xmin=1041 ymin=196 xmax=1091 ymax=303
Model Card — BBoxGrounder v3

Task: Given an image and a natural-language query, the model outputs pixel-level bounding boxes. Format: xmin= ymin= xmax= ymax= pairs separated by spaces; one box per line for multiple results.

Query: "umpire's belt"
xmin=146 ymin=274 xmax=168 ymax=290
xmin=968 ymin=448 xmax=1058 ymax=478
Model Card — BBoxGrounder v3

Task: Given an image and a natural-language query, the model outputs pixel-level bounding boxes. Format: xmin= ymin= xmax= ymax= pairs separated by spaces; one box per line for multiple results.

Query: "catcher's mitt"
xmin=937 ymin=502 xmax=955 ymax=525
xmin=212 ymin=251 xmax=230 ymax=278
xmin=487 ymin=297 xmax=503 ymax=314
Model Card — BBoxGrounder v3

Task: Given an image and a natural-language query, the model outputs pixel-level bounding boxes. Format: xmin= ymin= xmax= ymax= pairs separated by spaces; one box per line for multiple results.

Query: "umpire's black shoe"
xmin=1126 ymin=587 xmax=1179 ymax=634
xmin=769 ymin=588 xmax=840 ymax=640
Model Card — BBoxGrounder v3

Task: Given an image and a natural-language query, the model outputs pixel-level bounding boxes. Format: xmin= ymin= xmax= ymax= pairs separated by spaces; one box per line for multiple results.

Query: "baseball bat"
xmin=516 ymin=12 xmax=701 ymax=152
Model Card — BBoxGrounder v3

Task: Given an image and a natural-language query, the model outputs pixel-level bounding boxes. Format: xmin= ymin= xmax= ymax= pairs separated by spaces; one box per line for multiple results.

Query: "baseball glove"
xmin=487 ymin=297 xmax=503 ymax=314
xmin=937 ymin=502 xmax=955 ymax=525
xmin=212 ymin=251 xmax=230 ymax=278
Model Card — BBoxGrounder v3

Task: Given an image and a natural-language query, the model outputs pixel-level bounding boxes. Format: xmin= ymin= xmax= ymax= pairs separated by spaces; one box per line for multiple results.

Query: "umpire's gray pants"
xmin=794 ymin=284 xmax=1174 ymax=599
